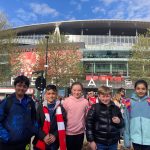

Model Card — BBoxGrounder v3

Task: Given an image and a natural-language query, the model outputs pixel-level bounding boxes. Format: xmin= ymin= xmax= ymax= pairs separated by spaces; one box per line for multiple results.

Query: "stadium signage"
xmin=87 ymin=78 xmax=112 ymax=87
xmin=86 ymin=75 xmax=124 ymax=88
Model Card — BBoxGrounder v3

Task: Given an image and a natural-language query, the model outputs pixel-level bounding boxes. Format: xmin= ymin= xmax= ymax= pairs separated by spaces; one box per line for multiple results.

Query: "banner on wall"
xmin=86 ymin=75 xmax=124 ymax=82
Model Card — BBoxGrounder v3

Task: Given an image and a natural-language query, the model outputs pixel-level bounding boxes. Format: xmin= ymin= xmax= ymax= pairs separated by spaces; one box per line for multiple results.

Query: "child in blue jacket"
xmin=0 ymin=75 xmax=37 ymax=150
xmin=124 ymin=79 xmax=150 ymax=150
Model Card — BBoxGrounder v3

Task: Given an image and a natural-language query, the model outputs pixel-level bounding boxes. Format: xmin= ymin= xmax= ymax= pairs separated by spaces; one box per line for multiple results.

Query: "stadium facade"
xmin=1 ymin=19 xmax=150 ymax=97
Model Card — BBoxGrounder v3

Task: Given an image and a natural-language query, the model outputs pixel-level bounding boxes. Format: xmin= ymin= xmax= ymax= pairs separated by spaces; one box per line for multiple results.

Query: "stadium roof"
xmin=13 ymin=19 xmax=150 ymax=35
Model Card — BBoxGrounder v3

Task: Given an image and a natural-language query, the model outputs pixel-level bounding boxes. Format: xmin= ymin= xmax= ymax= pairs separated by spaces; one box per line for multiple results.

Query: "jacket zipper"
xmin=107 ymin=107 xmax=110 ymax=145
xmin=139 ymin=98 xmax=143 ymax=146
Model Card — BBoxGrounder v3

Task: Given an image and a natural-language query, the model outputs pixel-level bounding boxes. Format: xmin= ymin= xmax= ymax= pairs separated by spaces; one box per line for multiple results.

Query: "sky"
xmin=0 ymin=0 xmax=150 ymax=27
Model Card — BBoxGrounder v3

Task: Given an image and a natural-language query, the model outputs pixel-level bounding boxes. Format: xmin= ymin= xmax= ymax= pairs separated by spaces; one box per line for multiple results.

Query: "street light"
xmin=44 ymin=35 xmax=49 ymax=81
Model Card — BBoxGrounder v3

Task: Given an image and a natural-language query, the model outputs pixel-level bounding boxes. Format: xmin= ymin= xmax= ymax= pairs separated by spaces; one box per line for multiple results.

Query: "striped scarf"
xmin=36 ymin=103 xmax=66 ymax=150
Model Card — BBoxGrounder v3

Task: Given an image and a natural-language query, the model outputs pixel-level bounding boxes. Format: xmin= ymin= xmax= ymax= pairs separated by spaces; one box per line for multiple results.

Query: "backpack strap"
xmin=147 ymin=97 xmax=150 ymax=105
xmin=122 ymin=98 xmax=131 ymax=111
xmin=4 ymin=96 xmax=14 ymax=116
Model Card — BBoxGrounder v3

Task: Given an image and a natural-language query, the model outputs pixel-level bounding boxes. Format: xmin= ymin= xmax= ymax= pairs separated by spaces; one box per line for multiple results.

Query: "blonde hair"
xmin=112 ymin=93 xmax=122 ymax=102
xmin=98 ymin=86 xmax=112 ymax=95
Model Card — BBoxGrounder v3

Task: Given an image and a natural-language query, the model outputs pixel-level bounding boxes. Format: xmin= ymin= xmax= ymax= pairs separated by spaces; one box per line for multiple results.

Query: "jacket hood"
xmin=131 ymin=92 xmax=148 ymax=101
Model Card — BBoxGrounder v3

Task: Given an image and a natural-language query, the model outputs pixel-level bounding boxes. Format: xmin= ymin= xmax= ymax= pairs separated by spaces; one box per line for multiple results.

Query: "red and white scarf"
xmin=36 ymin=101 xmax=66 ymax=150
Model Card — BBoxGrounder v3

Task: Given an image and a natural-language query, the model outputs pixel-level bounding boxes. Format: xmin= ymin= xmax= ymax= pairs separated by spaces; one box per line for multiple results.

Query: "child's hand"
xmin=48 ymin=134 xmax=56 ymax=144
xmin=43 ymin=134 xmax=50 ymax=144
xmin=112 ymin=116 xmax=120 ymax=124
xmin=44 ymin=134 xmax=56 ymax=145
xmin=89 ymin=141 xmax=97 ymax=150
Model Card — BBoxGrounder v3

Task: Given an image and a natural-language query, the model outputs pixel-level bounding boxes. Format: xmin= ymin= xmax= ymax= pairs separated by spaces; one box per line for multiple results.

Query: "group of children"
xmin=1 ymin=75 xmax=150 ymax=150
xmin=33 ymin=79 xmax=150 ymax=150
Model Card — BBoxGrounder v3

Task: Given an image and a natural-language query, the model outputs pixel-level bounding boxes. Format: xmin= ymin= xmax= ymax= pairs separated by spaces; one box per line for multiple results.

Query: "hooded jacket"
xmin=124 ymin=93 xmax=150 ymax=147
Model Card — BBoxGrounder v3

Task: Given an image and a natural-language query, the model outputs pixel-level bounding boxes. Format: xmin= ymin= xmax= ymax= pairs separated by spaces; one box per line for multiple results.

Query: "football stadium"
xmin=1 ymin=19 xmax=150 ymax=97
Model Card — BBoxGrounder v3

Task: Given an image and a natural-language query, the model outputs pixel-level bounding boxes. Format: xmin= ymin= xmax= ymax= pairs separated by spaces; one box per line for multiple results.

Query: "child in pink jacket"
xmin=63 ymin=82 xmax=89 ymax=150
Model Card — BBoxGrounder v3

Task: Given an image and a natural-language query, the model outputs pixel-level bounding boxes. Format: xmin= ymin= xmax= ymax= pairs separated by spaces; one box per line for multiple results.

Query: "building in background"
xmin=1 ymin=19 xmax=150 ymax=97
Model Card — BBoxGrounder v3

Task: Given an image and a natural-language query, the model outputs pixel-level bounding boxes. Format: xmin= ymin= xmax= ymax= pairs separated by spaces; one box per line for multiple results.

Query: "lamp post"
xmin=44 ymin=35 xmax=49 ymax=81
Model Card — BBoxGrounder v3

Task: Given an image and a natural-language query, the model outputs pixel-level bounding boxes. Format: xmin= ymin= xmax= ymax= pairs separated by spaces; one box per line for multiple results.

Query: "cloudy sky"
xmin=0 ymin=0 xmax=150 ymax=27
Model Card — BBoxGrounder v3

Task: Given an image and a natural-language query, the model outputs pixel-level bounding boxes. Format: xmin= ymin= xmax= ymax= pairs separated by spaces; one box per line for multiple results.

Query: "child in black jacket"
xmin=86 ymin=86 xmax=124 ymax=150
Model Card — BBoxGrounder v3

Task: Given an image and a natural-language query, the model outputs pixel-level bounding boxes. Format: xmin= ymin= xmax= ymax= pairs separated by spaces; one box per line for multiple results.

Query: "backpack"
xmin=4 ymin=95 xmax=36 ymax=122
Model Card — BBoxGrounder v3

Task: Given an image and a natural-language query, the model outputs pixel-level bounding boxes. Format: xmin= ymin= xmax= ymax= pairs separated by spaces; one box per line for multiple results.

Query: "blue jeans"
xmin=96 ymin=143 xmax=117 ymax=150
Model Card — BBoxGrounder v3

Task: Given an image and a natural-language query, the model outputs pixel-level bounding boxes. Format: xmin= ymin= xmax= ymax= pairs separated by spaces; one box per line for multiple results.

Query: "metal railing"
xmin=14 ymin=35 xmax=138 ymax=46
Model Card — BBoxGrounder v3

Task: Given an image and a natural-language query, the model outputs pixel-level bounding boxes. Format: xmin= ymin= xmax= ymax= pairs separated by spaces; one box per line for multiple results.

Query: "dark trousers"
xmin=0 ymin=142 xmax=26 ymax=150
xmin=66 ymin=133 xmax=84 ymax=150
xmin=133 ymin=143 xmax=150 ymax=150
xmin=34 ymin=142 xmax=58 ymax=150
